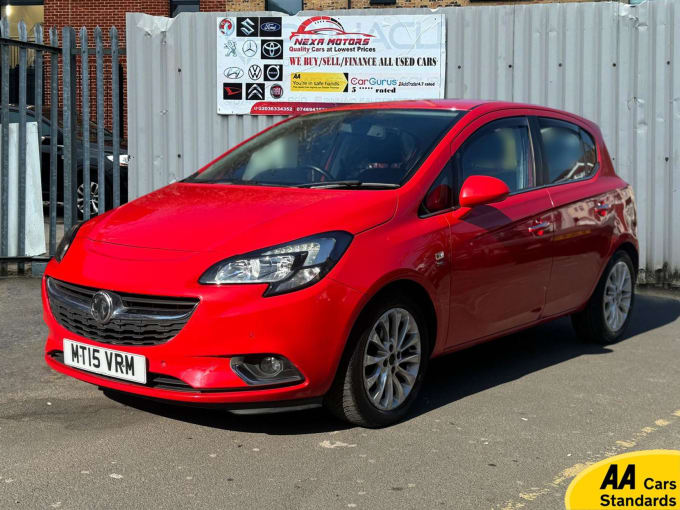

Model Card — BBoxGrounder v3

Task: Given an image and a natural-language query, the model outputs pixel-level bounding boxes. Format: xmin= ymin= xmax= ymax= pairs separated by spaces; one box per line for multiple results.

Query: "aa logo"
xmin=566 ymin=450 xmax=680 ymax=509
xmin=600 ymin=464 xmax=635 ymax=490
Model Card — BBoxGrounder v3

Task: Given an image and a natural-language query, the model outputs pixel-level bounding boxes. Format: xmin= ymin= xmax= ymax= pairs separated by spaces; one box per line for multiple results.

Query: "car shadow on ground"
xmin=104 ymin=293 xmax=680 ymax=434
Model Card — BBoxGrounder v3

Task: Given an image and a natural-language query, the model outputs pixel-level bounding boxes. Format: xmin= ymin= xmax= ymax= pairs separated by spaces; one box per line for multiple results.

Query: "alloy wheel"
xmin=603 ymin=260 xmax=632 ymax=332
xmin=362 ymin=307 xmax=421 ymax=411
xmin=77 ymin=181 xmax=100 ymax=215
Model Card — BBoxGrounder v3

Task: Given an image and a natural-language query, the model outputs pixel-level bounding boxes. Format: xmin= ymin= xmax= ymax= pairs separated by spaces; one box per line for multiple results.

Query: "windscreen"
xmin=186 ymin=109 xmax=466 ymax=188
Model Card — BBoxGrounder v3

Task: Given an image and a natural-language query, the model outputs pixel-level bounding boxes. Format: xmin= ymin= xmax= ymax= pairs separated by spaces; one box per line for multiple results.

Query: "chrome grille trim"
xmin=46 ymin=277 xmax=198 ymax=346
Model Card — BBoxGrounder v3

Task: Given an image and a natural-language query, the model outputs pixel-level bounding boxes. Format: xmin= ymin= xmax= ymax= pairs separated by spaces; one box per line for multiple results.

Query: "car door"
xmin=445 ymin=115 xmax=555 ymax=347
xmin=534 ymin=116 xmax=614 ymax=316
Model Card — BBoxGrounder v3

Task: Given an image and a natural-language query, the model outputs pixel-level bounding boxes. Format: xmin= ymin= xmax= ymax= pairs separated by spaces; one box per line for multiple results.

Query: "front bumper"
xmin=42 ymin=248 xmax=363 ymax=405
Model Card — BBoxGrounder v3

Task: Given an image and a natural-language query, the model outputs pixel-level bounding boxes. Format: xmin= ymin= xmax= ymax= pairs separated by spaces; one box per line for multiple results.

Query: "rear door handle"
xmin=528 ymin=221 xmax=551 ymax=236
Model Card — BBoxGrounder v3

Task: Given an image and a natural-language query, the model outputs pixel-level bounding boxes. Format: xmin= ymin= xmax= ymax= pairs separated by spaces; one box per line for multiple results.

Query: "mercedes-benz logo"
xmin=262 ymin=41 xmax=282 ymax=58
xmin=91 ymin=291 xmax=114 ymax=325
xmin=242 ymin=40 xmax=258 ymax=58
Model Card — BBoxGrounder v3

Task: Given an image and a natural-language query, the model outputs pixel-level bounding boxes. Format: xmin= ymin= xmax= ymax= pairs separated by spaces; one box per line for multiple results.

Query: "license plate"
xmin=63 ymin=339 xmax=147 ymax=384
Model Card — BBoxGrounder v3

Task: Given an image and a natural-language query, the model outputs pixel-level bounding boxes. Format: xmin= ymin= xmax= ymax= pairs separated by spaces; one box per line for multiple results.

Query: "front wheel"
xmin=571 ymin=250 xmax=635 ymax=344
xmin=325 ymin=295 xmax=429 ymax=428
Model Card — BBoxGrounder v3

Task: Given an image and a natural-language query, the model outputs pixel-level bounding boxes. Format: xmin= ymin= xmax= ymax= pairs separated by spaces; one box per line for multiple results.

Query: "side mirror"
xmin=459 ymin=175 xmax=510 ymax=208
xmin=425 ymin=184 xmax=453 ymax=213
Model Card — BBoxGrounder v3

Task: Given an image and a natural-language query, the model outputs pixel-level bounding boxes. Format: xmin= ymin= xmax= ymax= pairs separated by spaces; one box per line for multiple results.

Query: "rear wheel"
xmin=571 ymin=250 xmax=635 ymax=344
xmin=325 ymin=295 xmax=429 ymax=428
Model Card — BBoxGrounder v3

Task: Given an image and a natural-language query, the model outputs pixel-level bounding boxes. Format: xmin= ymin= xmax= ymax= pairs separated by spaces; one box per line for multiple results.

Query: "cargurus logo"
xmin=350 ymin=77 xmax=398 ymax=86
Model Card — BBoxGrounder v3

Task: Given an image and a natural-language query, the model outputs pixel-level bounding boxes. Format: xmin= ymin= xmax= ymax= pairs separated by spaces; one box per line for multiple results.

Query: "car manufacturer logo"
xmin=91 ymin=291 xmax=114 ymax=325
xmin=237 ymin=17 xmax=258 ymax=37
xmin=224 ymin=40 xmax=237 ymax=57
xmin=248 ymin=64 xmax=262 ymax=80
xmin=270 ymin=84 xmax=284 ymax=99
xmin=246 ymin=83 xmax=264 ymax=100
xmin=224 ymin=67 xmax=244 ymax=79
xmin=223 ymin=82 xmax=243 ymax=100
xmin=261 ymin=40 xmax=283 ymax=59
xmin=219 ymin=18 xmax=235 ymax=36
xmin=264 ymin=64 xmax=282 ymax=81
xmin=242 ymin=40 xmax=258 ymax=58
xmin=260 ymin=17 xmax=282 ymax=37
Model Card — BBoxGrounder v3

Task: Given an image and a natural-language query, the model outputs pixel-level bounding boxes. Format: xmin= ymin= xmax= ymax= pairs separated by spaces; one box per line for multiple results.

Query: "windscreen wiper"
xmin=296 ymin=180 xmax=400 ymax=189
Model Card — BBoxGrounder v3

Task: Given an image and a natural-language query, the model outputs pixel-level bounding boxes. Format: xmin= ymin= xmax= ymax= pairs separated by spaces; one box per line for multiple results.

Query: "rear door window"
xmin=453 ymin=116 xmax=534 ymax=195
xmin=538 ymin=118 xmax=598 ymax=184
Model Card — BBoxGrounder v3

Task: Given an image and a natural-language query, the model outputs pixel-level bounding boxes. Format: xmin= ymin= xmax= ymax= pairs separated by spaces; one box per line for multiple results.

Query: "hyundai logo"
xmin=262 ymin=41 xmax=282 ymax=58
xmin=91 ymin=291 xmax=114 ymax=325
xmin=224 ymin=67 xmax=244 ymax=79
xmin=261 ymin=22 xmax=280 ymax=32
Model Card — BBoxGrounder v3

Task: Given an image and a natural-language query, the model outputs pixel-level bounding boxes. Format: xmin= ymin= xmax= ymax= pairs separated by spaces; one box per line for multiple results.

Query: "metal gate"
xmin=0 ymin=19 xmax=126 ymax=277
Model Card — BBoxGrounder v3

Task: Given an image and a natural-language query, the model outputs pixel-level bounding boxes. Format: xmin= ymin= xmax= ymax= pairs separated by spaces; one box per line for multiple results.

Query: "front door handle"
xmin=528 ymin=221 xmax=551 ymax=236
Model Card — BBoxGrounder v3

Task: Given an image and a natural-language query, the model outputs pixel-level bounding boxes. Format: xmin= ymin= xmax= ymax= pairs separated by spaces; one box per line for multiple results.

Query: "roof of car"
xmin=321 ymin=99 xmax=599 ymax=132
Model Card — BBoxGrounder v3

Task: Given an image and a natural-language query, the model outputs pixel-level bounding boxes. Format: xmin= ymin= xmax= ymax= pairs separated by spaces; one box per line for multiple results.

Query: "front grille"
xmin=47 ymin=277 xmax=199 ymax=346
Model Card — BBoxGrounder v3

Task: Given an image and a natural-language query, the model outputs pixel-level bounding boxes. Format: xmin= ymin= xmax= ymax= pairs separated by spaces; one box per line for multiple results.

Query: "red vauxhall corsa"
xmin=42 ymin=100 xmax=638 ymax=427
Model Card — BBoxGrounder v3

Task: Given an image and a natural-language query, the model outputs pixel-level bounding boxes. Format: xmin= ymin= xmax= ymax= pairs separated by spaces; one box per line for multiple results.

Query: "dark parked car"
xmin=2 ymin=105 xmax=128 ymax=215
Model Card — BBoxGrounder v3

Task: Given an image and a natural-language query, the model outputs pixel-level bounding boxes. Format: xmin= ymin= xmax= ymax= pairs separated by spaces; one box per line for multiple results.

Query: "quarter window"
xmin=538 ymin=118 xmax=598 ymax=183
xmin=454 ymin=119 xmax=533 ymax=194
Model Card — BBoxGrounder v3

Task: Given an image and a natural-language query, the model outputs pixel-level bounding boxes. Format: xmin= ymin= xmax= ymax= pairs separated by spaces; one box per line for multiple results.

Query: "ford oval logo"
xmin=261 ymin=22 xmax=280 ymax=32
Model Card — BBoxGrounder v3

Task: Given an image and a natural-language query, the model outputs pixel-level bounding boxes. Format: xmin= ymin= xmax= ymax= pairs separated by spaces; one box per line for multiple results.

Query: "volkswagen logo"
xmin=224 ymin=67 xmax=244 ymax=79
xmin=91 ymin=291 xmax=114 ymax=325
xmin=242 ymin=40 xmax=258 ymax=57
xmin=248 ymin=64 xmax=262 ymax=80
xmin=262 ymin=41 xmax=282 ymax=58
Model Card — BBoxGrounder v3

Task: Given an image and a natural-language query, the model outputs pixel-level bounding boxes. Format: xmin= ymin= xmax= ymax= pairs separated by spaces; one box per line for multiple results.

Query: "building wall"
xmin=204 ymin=0 xmax=608 ymax=11
xmin=44 ymin=0 xmax=171 ymax=136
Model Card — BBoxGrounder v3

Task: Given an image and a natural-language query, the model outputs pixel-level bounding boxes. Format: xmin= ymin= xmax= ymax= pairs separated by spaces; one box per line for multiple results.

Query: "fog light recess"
xmin=230 ymin=355 xmax=304 ymax=386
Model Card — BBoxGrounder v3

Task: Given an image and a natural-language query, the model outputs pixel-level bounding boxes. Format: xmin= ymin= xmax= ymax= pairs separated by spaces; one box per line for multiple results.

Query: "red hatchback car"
xmin=43 ymin=100 xmax=638 ymax=427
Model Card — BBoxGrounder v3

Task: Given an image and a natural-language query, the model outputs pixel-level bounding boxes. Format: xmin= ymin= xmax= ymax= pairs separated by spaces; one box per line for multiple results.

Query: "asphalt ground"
xmin=1 ymin=277 xmax=679 ymax=509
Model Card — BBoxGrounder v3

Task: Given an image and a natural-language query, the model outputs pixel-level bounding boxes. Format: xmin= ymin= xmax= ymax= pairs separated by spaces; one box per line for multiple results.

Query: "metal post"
xmin=49 ymin=27 xmax=58 ymax=256
xmin=80 ymin=27 xmax=90 ymax=220
xmin=111 ymin=27 xmax=120 ymax=208
xmin=17 ymin=21 xmax=27 ymax=274
xmin=61 ymin=27 xmax=77 ymax=230
xmin=95 ymin=27 xmax=104 ymax=214
xmin=0 ymin=18 xmax=9 ymax=275
xmin=34 ymin=25 xmax=43 ymax=262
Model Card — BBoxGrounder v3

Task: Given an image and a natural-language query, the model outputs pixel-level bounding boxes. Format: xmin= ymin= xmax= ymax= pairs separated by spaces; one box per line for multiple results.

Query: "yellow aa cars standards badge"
xmin=565 ymin=450 xmax=680 ymax=509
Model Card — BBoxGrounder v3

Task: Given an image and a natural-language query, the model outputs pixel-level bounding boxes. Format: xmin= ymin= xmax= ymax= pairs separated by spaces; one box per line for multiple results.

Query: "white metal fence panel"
xmin=126 ymin=1 xmax=680 ymax=285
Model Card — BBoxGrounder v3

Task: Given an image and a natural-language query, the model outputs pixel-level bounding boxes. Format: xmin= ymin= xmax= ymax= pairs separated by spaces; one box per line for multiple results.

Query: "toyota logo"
xmin=91 ymin=291 xmax=114 ymax=325
xmin=242 ymin=40 xmax=258 ymax=57
xmin=224 ymin=67 xmax=244 ymax=79
xmin=262 ymin=41 xmax=282 ymax=58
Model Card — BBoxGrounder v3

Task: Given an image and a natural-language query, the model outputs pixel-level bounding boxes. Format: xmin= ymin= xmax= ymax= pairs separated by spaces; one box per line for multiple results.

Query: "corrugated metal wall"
xmin=126 ymin=1 xmax=680 ymax=285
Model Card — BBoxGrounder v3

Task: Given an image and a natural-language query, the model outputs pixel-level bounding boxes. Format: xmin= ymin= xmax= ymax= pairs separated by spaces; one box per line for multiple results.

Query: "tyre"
xmin=77 ymin=176 xmax=127 ymax=217
xmin=571 ymin=250 xmax=635 ymax=345
xmin=325 ymin=294 xmax=429 ymax=428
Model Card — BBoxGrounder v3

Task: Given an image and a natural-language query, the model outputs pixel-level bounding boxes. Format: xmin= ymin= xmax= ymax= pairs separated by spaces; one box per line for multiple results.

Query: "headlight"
xmin=199 ymin=231 xmax=353 ymax=296
xmin=55 ymin=222 xmax=83 ymax=262
xmin=106 ymin=154 xmax=129 ymax=167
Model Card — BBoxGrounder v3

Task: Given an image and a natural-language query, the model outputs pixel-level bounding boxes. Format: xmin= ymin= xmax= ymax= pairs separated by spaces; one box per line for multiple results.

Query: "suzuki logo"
xmin=262 ymin=41 xmax=282 ymax=58
xmin=241 ymin=18 xmax=256 ymax=36
xmin=242 ymin=40 xmax=257 ymax=57
xmin=248 ymin=64 xmax=262 ymax=80
xmin=91 ymin=291 xmax=114 ymax=325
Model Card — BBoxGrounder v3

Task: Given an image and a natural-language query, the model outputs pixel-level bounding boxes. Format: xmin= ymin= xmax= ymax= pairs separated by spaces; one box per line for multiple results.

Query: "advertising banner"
xmin=216 ymin=14 xmax=446 ymax=115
